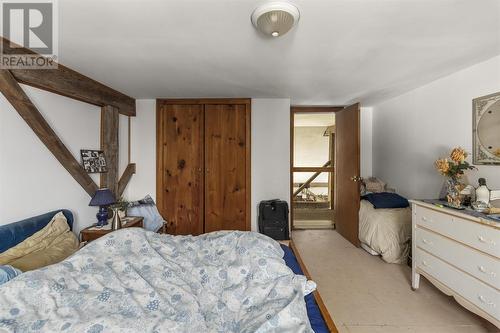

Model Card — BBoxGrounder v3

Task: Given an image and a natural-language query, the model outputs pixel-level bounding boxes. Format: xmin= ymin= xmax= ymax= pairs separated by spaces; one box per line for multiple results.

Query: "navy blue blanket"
xmin=281 ymin=244 xmax=329 ymax=333
xmin=362 ymin=192 xmax=409 ymax=209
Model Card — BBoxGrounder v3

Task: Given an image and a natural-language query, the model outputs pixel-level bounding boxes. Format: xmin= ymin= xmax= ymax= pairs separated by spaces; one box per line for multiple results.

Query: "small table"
xmin=80 ymin=216 xmax=144 ymax=243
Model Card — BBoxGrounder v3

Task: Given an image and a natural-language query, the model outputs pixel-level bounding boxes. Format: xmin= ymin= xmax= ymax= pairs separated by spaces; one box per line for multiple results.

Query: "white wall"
xmin=0 ymin=85 xmax=372 ymax=234
xmin=294 ymin=126 xmax=330 ymax=168
xmin=251 ymin=99 xmax=291 ymax=231
xmin=294 ymin=126 xmax=330 ymax=183
xmin=360 ymin=107 xmax=373 ymax=178
xmin=0 ymin=85 xmax=124 ymax=232
xmin=372 ymin=55 xmax=500 ymax=199
xmin=127 ymin=98 xmax=291 ymax=232
xmin=126 ymin=99 xmax=157 ymax=201
xmin=0 ymin=85 xmax=129 ymax=232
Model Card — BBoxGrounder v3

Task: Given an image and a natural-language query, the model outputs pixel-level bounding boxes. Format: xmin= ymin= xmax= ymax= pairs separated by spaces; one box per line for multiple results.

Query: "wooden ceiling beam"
xmin=1 ymin=37 xmax=135 ymax=116
xmin=100 ymin=105 xmax=119 ymax=196
xmin=117 ymin=163 xmax=136 ymax=197
xmin=0 ymin=69 xmax=99 ymax=197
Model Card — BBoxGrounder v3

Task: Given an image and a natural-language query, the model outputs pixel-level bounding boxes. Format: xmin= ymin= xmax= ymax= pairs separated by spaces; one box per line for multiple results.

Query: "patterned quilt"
xmin=0 ymin=229 xmax=316 ymax=332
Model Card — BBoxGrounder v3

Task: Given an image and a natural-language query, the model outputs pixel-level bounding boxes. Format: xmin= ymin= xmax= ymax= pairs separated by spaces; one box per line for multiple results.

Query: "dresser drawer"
xmin=416 ymin=227 xmax=499 ymax=289
xmin=416 ymin=251 xmax=500 ymax=319
xmin=415 ymin=206 xmax=500 ymax=257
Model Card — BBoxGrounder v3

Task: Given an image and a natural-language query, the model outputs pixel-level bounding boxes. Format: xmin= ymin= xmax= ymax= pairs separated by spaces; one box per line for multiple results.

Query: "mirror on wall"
xmin=473 ymin=92 xmax=500 ymax=165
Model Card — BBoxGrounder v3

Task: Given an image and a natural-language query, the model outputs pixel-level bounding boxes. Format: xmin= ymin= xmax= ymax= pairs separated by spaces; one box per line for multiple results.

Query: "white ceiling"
xmin=57 ymin=0 xmax=500 ymax=106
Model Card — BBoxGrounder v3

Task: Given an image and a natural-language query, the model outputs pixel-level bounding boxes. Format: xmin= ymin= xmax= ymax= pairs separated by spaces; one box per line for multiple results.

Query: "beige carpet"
xmin=292 ymin=229 xmax=499 ymax=333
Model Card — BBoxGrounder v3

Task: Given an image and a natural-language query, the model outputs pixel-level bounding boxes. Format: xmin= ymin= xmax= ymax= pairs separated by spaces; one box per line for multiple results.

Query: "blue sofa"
xmin=0 ymin=210 xmax=73 ymax=253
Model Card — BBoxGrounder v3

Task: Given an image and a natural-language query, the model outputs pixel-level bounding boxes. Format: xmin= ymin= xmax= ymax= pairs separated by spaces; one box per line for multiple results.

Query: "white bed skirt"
xmin=358 ymin=200 xmax=411 ymax=264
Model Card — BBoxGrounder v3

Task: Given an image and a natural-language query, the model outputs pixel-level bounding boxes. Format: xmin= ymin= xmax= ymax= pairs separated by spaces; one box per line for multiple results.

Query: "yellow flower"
xmin=450 ymin=147 xmax=467 ymax=163
xmin=494 ymin=148 xmax=500 ymax=158
xmin=435 ymin=158 xmax=450 ymax=175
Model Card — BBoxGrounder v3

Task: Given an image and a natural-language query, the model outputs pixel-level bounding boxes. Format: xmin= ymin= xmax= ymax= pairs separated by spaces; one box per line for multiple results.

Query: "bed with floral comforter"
xmin=0 ymin=229 xmax=316 ymax=333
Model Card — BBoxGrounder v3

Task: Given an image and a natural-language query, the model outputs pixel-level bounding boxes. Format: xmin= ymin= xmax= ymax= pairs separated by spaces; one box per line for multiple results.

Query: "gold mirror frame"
xmin=473 ymin=92 xmax=500 ymax=165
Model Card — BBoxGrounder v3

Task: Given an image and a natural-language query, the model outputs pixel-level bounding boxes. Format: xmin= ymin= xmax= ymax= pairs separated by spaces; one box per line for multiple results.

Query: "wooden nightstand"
xmin=80 ymin=216 xmax=144 ymax=243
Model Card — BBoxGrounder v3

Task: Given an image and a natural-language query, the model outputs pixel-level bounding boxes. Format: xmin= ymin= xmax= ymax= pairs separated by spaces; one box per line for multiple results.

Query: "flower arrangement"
xmin=435 ymin=147 xmax=476 ymax=207
xmin=435 ymin=147 xmax=475 ymax=180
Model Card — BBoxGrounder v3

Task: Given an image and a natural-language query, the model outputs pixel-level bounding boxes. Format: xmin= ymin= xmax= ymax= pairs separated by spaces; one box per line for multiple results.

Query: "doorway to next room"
xmin=290 ymin=104 xmax=362 ymax=248
xmin=291 ymin=107 xmax=340 ymax=230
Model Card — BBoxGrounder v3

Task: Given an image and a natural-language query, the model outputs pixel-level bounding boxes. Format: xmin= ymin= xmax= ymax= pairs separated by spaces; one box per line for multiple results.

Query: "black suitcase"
xmin=258 ymin=199 xmax=289 ymax=240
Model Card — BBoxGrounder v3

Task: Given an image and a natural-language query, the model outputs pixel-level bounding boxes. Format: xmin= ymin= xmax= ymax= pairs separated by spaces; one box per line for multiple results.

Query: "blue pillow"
xmin=362 ymin=192 xmax=409 ymax=209
xmin=0 ymin=265 xmax=22 ymax=285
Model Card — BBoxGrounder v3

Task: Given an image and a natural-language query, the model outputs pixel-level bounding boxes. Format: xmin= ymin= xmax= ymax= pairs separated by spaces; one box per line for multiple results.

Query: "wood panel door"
xmin=204 ymin=103 xmax=250 ymax=232
xmin=157 ymin=103 xmax=204 ymax=235
xmin=334 ymin=103 xmax=361 ymax=246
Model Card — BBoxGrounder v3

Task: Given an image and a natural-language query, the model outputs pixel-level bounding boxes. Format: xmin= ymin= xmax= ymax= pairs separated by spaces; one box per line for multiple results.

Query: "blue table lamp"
xmin=89 ymin=188 xmax=116 ymax=227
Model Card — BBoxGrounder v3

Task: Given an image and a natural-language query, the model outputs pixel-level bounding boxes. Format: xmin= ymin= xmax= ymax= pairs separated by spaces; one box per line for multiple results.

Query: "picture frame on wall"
xmin=473 ymin=92 xmax=500 ymax=165
xmin=80 ymin=149 xmax=108 ymax=173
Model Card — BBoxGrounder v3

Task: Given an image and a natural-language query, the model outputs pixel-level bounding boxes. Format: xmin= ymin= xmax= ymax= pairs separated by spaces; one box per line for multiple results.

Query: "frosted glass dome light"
xmin=251 ymin=2 xmax=300 ymax=38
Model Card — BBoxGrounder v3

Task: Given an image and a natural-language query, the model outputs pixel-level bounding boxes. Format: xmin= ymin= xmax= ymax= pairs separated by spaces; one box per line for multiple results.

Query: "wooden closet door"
xmin=204 ymin=103 xmax=250 ymax=232
xmin=157 ymin=103 xmax=204 ymax=235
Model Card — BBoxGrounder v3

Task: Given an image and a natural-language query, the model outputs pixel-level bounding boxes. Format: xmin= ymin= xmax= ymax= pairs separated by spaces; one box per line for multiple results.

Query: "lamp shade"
xmin=89 ymin=188 xmax=116 ymax=207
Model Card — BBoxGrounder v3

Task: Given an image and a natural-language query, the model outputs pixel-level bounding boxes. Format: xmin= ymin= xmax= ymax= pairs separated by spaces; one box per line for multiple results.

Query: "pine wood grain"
xmin=157 ymin=103 xmax=204 ymax=235
xmin=100 ymin=105 xmax=119 ymax=195
xmin=204 ymin=103 xmax=249 ymax=232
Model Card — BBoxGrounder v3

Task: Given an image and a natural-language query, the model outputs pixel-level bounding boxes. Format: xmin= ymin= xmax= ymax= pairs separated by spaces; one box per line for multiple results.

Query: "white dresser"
xmin=411 ymin=200 xmax=500 ymax=328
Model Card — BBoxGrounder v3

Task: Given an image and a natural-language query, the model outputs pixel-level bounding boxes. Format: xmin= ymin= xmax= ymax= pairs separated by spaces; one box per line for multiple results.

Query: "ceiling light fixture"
xmin=251 ymin=2 xmax=300 ymax=38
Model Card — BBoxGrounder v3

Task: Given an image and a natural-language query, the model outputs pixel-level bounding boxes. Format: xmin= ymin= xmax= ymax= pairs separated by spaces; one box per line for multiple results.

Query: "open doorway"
xmin=291 ymin=104 xmax=362 ymax=246
xmin=290 ymin=106 xmax=342 ymax=229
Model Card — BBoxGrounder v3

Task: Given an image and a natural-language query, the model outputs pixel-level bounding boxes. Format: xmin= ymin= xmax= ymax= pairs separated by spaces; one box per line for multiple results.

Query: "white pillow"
xmin=127 ymin=195 xmax=165 ymax=232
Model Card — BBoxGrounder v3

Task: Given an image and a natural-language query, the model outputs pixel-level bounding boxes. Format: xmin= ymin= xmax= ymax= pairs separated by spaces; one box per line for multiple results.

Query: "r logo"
xmin=2 ymin=1 xmax=54 ymax=54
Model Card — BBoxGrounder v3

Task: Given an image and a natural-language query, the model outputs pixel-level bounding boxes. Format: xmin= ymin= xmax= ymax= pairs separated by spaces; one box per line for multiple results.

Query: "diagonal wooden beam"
xmin=117 ymin=163 xmax=136 ymax=197
xmin=1 ymin=37 xmax=135 ymax=116
xmin=0 ymin=69 xmax=99 ymax=196
xmin=100 ymin=105 xmax=119 ymax=196
xmin=293 ymin=160 xmax=332 ymax=198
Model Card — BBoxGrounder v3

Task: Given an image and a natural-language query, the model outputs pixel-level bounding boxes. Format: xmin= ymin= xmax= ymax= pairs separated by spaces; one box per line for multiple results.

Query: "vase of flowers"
xmin=435 ymin=147 xmax=476 ymax=207
xmin=107 ymin=197 xmax=129 ymax=223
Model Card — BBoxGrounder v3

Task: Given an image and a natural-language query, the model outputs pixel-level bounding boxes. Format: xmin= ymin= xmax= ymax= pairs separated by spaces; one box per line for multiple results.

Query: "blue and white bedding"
xmin=0 ymin=266 xmax=22 ymax=286
xmin=0 ymin=229 xmax=316 ymax=332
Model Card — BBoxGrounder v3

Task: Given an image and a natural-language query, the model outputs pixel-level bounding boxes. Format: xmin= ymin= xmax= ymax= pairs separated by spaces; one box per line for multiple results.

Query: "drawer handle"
xmin=478 ymin=295 xmax=496 ymax=307
xmin=478 ymin=266 xmax=497 ymax=278
xmin=421 ymin=216 xmax=430 ymax=222
xmin=478 ymin=236 xmax=496 ymax=246
xmin=421 ymin=260 xmax=430 ymax=267
xmin=422 ymin=239 xmax=432 ymax=245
